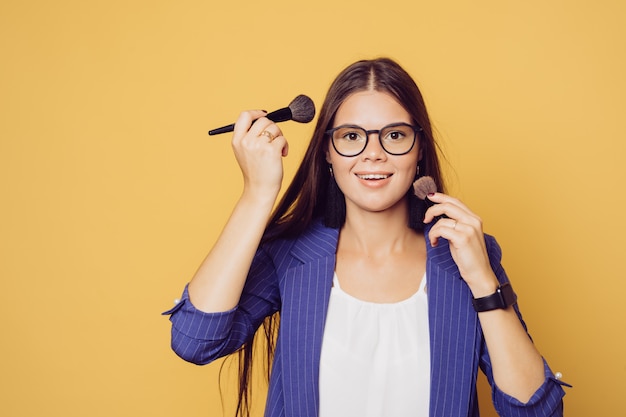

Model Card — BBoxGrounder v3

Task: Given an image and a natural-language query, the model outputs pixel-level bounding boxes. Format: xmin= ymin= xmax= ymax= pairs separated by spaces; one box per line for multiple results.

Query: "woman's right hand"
xmin=187 ymin=111 xmax=288 ymax=313
xmin=232 ymin=110 xmax=289 ymax=202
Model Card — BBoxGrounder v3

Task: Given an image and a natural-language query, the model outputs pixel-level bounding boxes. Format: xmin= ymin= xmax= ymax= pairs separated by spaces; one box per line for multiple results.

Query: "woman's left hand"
xmin=423 ymin=192 xmax=500 ymax=297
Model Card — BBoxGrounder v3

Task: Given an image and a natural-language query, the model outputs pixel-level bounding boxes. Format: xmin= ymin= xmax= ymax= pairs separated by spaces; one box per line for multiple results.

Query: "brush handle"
xmin=424 ymin=198 xmax=449 ymax=222
xmin=208 ymin=107 xmax=293 ymax=136
xmin=208 ymin=123 xmax=235 ymax=135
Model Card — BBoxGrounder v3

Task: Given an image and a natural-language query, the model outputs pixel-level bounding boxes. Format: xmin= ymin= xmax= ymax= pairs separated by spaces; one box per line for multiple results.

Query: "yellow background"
xmin=1 ymin=0 xmax=624 ymax=416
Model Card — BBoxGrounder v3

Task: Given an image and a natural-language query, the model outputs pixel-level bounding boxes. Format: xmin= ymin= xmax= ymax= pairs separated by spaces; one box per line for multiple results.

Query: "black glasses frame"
xmin=326 ymin=122 xmax=423 ymax=157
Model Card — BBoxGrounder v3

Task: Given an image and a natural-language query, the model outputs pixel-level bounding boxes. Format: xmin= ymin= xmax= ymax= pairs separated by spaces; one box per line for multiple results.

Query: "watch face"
xmin=500 ymin=283 xmax=517 ymax=307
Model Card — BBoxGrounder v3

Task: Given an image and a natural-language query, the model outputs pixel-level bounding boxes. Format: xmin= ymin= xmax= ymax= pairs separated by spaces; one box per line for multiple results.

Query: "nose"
xmin=361 ymin=132 xmax=387 ymax=160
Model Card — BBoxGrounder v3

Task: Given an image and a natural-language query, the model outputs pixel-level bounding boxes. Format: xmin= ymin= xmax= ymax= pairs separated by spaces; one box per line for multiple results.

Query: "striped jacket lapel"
xmin=279 ymin=223 xmax=338 ymax=417
xmin=426 ymin=229 xmax=480 ymax=416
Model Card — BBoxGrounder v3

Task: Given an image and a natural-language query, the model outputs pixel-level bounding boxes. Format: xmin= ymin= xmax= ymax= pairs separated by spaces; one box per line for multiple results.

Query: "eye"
xmin=336 ymin=128 xmax=366 ymax=142
xmin=383 ymin=130 xmax=407 ymax=141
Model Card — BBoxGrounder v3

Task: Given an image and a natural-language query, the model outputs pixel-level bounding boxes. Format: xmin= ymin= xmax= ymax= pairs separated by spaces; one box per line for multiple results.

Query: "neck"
xmin=340 ymin=205 xmax=417 ymax=256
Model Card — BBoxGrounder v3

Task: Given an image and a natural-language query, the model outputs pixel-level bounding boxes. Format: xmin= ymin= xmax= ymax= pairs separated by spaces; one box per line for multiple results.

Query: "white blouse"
xmin=319 ymin=272 xmax=430 ymax=417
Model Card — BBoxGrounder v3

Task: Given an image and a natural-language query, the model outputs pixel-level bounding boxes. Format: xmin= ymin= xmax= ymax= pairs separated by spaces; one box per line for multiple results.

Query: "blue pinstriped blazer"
xmin=166 ymin=219 xmax=567 ymax=417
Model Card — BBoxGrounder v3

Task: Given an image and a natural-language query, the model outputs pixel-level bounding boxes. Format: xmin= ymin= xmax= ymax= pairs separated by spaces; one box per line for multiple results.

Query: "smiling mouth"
xmin=356 ymin=174 xmax=391 ymax=180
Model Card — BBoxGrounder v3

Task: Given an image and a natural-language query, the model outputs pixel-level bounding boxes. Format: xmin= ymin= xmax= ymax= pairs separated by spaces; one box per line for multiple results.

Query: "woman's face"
xmin=326 ymin=90 xmax=422 ymax=218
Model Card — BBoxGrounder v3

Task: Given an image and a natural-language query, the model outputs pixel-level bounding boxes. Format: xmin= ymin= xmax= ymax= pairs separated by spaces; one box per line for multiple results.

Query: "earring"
xmin=324 ymin=164 xmax=345 ymax=228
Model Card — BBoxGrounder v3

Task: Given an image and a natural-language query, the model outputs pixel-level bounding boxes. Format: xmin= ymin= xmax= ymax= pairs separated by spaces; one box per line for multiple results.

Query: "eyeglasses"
xmin=326 ymin=122 xmax=422 ymax=157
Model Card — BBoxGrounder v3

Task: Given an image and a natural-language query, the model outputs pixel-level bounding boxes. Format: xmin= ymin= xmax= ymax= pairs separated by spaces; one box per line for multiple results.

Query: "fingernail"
xmin=427 ymin=192 xmax=435 ymax=197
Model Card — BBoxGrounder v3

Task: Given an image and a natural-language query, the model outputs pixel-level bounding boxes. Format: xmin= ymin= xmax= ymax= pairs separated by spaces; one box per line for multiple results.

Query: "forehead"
xmin=334 ymin=90 xmax=411 ymax=127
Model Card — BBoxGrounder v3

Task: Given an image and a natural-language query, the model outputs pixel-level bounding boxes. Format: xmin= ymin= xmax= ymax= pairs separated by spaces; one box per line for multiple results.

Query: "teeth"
xmin=358 ymin=174 xmax=389 ymax=180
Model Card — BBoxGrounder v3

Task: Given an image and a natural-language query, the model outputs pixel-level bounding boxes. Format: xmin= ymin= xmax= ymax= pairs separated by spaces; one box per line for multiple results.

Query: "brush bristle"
xmin=288 ymin=95 xmax=316 ymax=123
xmin=413 ymin=176 xmax=437 ymax=200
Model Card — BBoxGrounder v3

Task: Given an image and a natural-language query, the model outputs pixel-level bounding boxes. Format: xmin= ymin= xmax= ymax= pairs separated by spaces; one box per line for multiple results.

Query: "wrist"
xmin=240 ymin=186 xmax=279 ymax=209
xmin=465 ymin=272 xmax=499 ymax=298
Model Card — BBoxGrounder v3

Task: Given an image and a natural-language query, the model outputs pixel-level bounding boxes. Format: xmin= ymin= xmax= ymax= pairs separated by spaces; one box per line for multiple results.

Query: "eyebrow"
xmin=332 ymin=122 xmax=413 ymax=128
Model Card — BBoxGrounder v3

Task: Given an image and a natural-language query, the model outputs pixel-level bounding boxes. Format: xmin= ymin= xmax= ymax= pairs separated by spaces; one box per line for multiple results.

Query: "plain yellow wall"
xmin=1 ymin=0 xmax=624 ymax=416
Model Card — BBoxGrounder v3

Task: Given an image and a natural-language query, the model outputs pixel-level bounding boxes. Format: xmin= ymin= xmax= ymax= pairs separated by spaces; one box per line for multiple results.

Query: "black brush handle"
xmin=424 ymin=198 xmax=449 ymax=222
xmin=208 ymin=107 xmax=292 ymax=136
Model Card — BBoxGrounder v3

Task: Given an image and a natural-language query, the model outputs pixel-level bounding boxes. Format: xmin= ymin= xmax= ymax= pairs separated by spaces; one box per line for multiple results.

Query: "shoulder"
xmin=261 ymin=218 xmax=339 ymax=262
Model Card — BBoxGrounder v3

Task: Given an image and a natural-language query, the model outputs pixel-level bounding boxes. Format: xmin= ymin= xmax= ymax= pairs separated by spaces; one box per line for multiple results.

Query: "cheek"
xmin=399 ymin=152 xmax=420 ymax=174
xmin=330 ymin=159 xmax=353 ymax=182
xmin=395 ymin=155 xmax=421 ymax=186
xmin=407 ymin=164 xmax=419 ymax=181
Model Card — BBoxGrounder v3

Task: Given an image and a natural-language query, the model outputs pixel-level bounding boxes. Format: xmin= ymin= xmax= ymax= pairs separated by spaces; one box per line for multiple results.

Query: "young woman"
xmin=164 ymin=58 xmax=568 ymax=417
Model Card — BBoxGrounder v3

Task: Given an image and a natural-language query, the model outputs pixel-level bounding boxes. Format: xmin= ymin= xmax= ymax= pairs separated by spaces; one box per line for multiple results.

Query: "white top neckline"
xmin=331 ymin=271 xmax=427 ymax=305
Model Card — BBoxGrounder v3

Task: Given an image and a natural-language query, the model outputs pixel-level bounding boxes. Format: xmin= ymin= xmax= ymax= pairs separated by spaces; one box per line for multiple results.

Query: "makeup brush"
xmin=413 ymin=176 xmax=437 ymax=201
xmin=413 ymin=175 xmax=448 ymax=221
xmin=208 ymin=94 xmax=316 ymax=135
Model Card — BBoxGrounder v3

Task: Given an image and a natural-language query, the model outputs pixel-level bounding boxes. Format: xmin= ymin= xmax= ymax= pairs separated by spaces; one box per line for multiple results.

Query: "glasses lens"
xmin=380 ymin=124 xmax=416 ymax=155
xmin=331 ymin=126 xmax=367 ymax=156
xmin=330 ymin=124 xmax=418 ymax=156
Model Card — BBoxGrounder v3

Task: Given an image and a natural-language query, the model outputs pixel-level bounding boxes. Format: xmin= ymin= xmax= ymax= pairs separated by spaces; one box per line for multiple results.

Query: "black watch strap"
xmin=472 ymin=282 xmax=517 ymax=312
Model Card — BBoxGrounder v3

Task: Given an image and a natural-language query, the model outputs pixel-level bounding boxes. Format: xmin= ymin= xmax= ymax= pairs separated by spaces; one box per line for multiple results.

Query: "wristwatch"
xmin=472 ymin=282 xmax=517 ymax=312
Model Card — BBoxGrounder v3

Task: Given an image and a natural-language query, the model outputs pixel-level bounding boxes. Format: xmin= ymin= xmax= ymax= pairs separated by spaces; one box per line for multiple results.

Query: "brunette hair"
xmin=232 ymin=57 xmax=446 ymax=416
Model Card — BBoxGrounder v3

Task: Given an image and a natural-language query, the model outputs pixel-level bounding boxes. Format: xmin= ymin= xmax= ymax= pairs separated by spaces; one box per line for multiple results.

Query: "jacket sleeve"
xmin=162 ymin=246 xmax=281 ymax=365
xmin=479 ymin=235 xmax=570 ymax=416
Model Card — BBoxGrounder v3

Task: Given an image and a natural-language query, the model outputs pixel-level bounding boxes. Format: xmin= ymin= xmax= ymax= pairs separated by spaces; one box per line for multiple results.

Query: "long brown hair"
xmin=232 ymin=57 xmax=446 ymax=416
